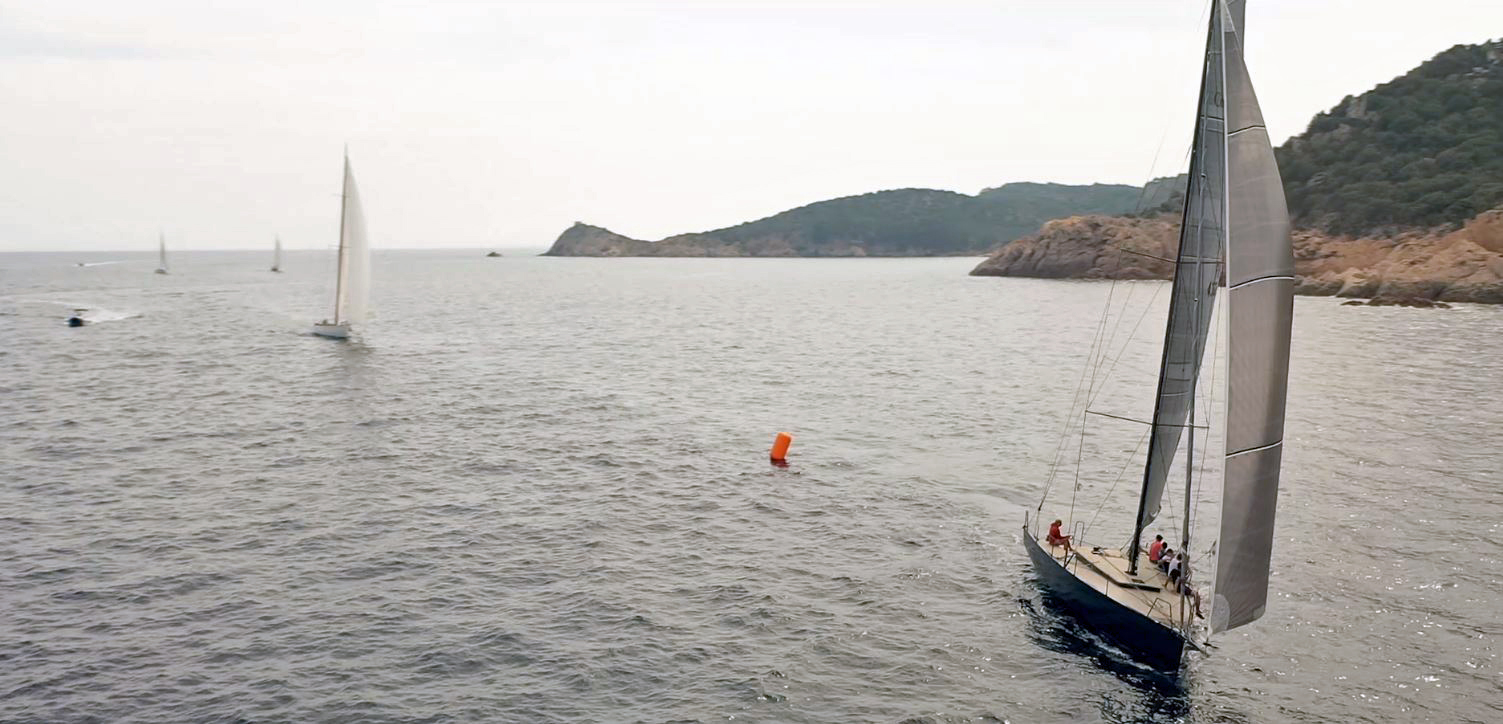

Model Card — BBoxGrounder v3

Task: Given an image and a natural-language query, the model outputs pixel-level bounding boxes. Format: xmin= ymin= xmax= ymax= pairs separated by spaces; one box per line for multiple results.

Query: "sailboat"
xmin=1022 ymin=0 xmax=1294 ymax=670
xmin=154 ymin=232 xmax=169 ymax=274
xmin=271 ymin=236 xmax=283 ymax=272
xmin=312 ymin=152 xmax=371 ymax=339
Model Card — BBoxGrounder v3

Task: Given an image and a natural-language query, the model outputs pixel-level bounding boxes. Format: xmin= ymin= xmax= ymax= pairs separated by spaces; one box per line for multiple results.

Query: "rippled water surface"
xmin=2 ymin=251 xmax=1500 ymax=723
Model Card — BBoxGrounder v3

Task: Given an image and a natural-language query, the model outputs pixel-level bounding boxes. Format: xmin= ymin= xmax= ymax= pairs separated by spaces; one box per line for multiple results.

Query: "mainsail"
xmin=1212 ymin=0 xmax=1295 ymax=632
xmin=272 ymin=236 xmax=282 ymax=272
xmin=1129 ymin=2 xmax=1227 ymax=558
xmin=157 ymin=233 xmax=168 ymax=271
xmin=332 ymin=156 xmax=371 ymax=325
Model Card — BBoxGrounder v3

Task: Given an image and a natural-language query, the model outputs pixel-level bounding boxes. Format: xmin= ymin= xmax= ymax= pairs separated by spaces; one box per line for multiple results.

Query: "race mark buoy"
xmin=769 ymin=432 xmax=793 ymax=465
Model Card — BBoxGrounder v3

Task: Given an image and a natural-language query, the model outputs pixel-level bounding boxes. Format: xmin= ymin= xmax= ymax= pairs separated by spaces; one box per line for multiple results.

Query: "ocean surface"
xmin=1 ymin=250 xmax=1499 ymax=723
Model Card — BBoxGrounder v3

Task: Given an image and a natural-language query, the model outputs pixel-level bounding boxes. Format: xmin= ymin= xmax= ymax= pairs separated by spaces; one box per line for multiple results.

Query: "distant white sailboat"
xmin=154 ymin=232 xmax=169 ymax=274
xmin=312 ymin=153 xmax=371 ymax=339
xmin=271 ymin=236 xmax=283 ymax=273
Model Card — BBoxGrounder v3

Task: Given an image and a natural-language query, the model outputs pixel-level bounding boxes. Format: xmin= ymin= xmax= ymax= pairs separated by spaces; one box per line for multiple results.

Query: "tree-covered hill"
xmin=1276 ymin=40 xmax=1503 ymax=235
xmin=545 ymin=182 xmax=1149 ymax=257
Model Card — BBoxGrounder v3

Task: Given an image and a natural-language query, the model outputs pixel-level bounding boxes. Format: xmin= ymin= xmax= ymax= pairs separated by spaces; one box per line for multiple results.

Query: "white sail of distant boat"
xmin=271 ymin=236 xmax=283 ymax=273
xmin=312 ymin=152 xmax=371 ymax=339
xmin=1021 ymin=0 xmax=1295 ymax=670
xmin=154 ymin=232 xmax=169 ymax=274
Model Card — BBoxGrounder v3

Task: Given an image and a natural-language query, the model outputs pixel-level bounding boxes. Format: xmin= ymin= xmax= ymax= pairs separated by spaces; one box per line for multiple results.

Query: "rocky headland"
xmin=970 ymin=208 xmax=1503 ymax=304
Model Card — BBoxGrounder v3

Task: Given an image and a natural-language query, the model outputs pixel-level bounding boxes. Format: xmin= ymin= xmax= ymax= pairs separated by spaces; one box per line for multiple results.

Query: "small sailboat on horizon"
xmin=271 ymin=236 xmax=283 ymax=273
xmin=154 ymin=232 xmax=169 ymax=274
xmin=1022 ymin=0 xmax=1295 ymax=671
xmin=312 ymin=152 xmax=371 ymax=339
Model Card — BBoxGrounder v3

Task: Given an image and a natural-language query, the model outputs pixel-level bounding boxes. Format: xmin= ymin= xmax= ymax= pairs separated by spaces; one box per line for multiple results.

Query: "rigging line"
xmin=1045 ymin=267 xmax=1121 ymax=500
xmin=1082 ymin=411 xmax=1208 ymax=426
xmin=1070 ymin=270 xmax=1128 ymax=525
xmin=1084 ymin=426 xmax=1154 ymax=537
xmin=1038 ymin=286 xmax=1115 ymax=509
xmin=1113 ymin=246 xmax=1177 ymax=264
xmin=1039 ymin=285 xmax=1115 ymax=499
xmin=1090 ymin=264 xmax=1139 ymax=402
xmin=1086 ymin=269 xmax=1125 ymax=401
xmin=1086 ymin=281 xmax=1169 ymax=410
xmin=1069 ymin=406 xmax=1085 ymax=527
xmin=1133 ymin=99 xmax=1176 ymax=213
xmin=1084 ymin=248 xmax=1145 ymax=409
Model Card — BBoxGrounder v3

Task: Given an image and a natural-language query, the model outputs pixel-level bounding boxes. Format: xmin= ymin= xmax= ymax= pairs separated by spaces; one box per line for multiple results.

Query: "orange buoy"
xmin=770 ymin=432 xmax=793 ymax=464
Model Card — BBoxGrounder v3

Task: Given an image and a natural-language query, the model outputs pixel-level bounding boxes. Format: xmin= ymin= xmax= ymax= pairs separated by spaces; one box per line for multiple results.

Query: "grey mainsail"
xmin=1129 ymin=3 xmax=1227 ymax=557
xmin=1212 ymin=0 xmax=1295 ymax=633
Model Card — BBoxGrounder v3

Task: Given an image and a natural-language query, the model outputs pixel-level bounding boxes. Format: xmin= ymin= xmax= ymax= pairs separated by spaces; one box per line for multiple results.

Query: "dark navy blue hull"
xmin=1023 ymin=530 xmax=1185 ymax=670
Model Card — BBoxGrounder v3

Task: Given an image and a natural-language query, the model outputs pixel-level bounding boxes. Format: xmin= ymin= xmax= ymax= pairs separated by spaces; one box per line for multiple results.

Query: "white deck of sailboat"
xmin=1042 ymin=540 xmax=1198 ymax=631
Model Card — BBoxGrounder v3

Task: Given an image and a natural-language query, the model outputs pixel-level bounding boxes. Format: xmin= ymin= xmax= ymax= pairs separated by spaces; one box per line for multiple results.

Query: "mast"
xmin=332 ymin=153 xmax=349 ymax=324
xmin=1127 ymin=0 xmax=1228 ymax=575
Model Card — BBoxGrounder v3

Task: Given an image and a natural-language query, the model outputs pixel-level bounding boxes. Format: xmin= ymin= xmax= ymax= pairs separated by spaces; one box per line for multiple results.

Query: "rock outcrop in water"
xmin=967 ymin=215 xmax=1178 ymax=280
xmin=970 ymin=207 xmax=1503 ymax=304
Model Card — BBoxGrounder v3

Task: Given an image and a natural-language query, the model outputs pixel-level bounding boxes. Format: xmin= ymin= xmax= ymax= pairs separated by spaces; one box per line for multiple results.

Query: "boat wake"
xmin=1016 ymin=590 xmax=1187 ymax=696
xmin=42 ymin=300 xmax=140 ymax=323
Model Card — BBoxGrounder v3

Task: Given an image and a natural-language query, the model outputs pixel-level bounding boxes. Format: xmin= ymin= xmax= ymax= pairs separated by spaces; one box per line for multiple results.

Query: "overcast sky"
xmin=2 ymin=1 xmax=1498 ymax=251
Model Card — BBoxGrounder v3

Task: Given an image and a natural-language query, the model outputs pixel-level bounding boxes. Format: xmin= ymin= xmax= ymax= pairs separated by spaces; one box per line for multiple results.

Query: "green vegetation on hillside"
xmin=690 ymin=182 xmax=1144 ymax=256
xmin=1275 ymin=40 xmax=1503 ymax=235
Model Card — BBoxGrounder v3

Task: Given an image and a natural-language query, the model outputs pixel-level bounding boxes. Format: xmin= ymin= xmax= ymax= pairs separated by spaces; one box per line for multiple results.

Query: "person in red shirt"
xmin=1148 ymin=534 xmax=1167 ymax=564
xmin=1046 ymin=519 xmax=1073 ymax=556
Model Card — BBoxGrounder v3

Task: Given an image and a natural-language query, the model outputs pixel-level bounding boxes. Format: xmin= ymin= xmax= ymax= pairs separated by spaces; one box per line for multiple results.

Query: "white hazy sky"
xmin=2 ymin=1 xmax=1499 ymax=251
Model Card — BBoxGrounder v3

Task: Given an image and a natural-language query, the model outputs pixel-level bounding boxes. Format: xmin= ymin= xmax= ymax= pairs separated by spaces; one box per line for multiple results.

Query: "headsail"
xmin=1129 ymin=3 xmax=1227 ymax=556
xmin=333 ymin=156 xmax=371 ymax=326
xmin=1211 ymin=0 xmax=1295 ymax=632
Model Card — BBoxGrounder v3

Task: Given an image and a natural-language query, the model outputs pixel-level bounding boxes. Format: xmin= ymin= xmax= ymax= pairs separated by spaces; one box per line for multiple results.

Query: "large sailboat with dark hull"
xmin=1023 ymin=0 xmax=1295 ymax=670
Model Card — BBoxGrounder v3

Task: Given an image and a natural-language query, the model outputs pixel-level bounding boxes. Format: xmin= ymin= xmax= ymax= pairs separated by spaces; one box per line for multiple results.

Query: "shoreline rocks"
xmin=971 ymin=208 xmax=1503 ymax=305
xmin=1341 ymin=296 xmax=1453 ymax=308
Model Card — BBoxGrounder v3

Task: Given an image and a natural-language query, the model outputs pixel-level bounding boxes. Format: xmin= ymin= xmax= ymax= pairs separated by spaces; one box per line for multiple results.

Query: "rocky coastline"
xmin=970 ymin=208 xmax=1503 ymax=305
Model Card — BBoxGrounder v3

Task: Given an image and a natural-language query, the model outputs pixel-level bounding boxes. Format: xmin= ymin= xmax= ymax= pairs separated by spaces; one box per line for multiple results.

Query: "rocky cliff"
xmin=966 ymin=215 xmax=1179 ymax=280
xmin=970 ymin=208 xmax=1503 ymax=304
